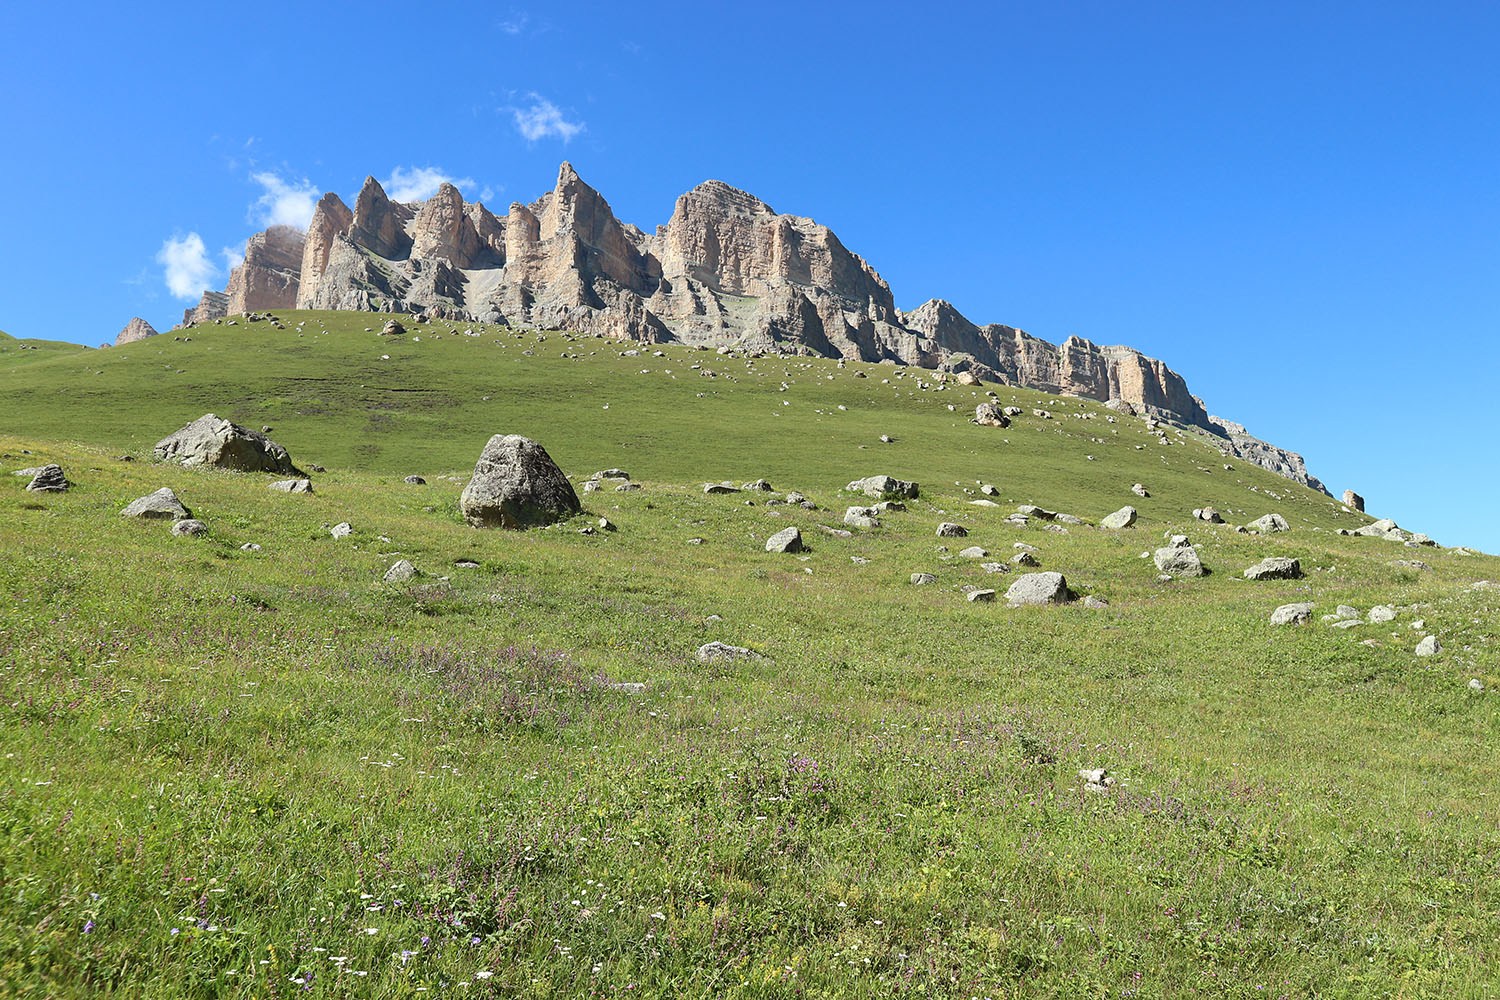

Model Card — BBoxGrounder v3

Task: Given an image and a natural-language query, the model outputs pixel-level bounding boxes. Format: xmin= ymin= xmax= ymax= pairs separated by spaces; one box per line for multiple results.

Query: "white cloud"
xmin=157 ymin=233 xmax=218 ymax=301
xmin=499 ymin=10 xmax=528 ymax=34
xmin=479 ymin=185 xmax=500 ymax=203
xmin=512 ymin=95 xmax=585 ymax=143
xmin=250 ymin=172 xmax=319 ymax=228
xmin=382 ymin=166 xmax=476 ymax=203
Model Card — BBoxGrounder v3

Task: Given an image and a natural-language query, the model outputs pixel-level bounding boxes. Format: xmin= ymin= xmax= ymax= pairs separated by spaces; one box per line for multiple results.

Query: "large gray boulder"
xmin=1243 ymin=556 xmax=1301 ymax=580
xmin=121 ymin=487 xmax=191 ymax=520
xmin=1100 ymin=506 xmax=1137 ymax=529
xmin=1154 ymin=541 xmax=1207 ymax=577
xmin=846 ymin=474 xmax=919 ymax=499
xmin=1005 ymin=571 xmax=1074 ymax=606
xmin=459 ymin=435 xmax=580 ymax=529
xmin=153 ymin=413 xmax=299 ymax=474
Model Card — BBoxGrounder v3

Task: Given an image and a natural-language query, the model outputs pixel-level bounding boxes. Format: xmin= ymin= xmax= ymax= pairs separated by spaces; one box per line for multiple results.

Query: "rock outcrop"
xmin=194 ymin=162 xmax=1325 ymax=490
xmin=225 ymin=226 xmax=306 ymax=314
xmin=182 ymin=290 xmax=228 ymax=325
xmin=114 ymin=317 xmax=158 ymax=346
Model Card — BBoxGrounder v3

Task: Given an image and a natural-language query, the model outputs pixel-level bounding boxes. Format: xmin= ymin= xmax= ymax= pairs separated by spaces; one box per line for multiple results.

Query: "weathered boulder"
xmin=910 ymin=573 xmax=937 ymax=585
xmin=1342 ymin=490 xmax=1365 ymax=512
xmin=1193 ymin=507 xmax=1224 ymax=524
xmin=844 ymin=506 xmax=881 ymax=528
xmin=1243 ymin=556 xmax=1301 ymax=580
xmin=695 ymin=641 xmax=760 ymax=663
xmin=1250 ymin=513 xmax=1289 ymax=533
xmin=935 ymin=522 xmax=968 ymax=538
xmin=1367 ymin=605 xmax=1396 ymax=623
xmin=459 ymin=435 xmax=580 ymax=528
xmin=404 ymin=475 xmax=426 ymax=485
xmin=1100 ymin=506 xmax=1137 ymax=529
xmin=1131 ymin=483 xmax=1149 ymax=498
xmin=384 ymin=559 xmax=417 ymax=582
xmin=1415 ymin=635 xmax=1441 ymax=657
xmin=846 ymin=475 xmax=919 ymax=499
xmin=703 ymin=483 xmax=739 ymax=495
xmin=966 ymin=589 xmax=996 ymax=603
xmin=1011 ymin=551 xmax=1040 ymax=567
xmin=958 ymin=545 xmax=988 ymax=558
xmin=1270 ymin=602 xmax=1314 ymax=625
xmin=1005 ymin=571 xmax=1074 ymax=606
xmin=1154 ymin=541 xmax=1207 ymax=577
xmin=764 ymin=526 xmax=804 ymax=553
xmin=268 ymin=479 xmax=313 ymax=493
xmin=153 ymin=414 xmax=299 ymax=474
xmin=170 ymin=519 xmax=208 ymax=537
xmin=381 ymin=319 xmax=406 ymax=336
xmin=24 ymin=465 xmax=69 ymax=492
xmin=973 ymin=403 xmax=1010 ymax=428
xmin=121 ymin=487 xmax=191 ymax=520
xmin=330 ymin=522 xmax=353 ymax=538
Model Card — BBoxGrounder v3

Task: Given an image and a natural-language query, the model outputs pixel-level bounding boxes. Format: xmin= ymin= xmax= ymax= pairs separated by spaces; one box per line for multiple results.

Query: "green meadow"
xmin=0 ymin=312 xmax=1496 ymax=998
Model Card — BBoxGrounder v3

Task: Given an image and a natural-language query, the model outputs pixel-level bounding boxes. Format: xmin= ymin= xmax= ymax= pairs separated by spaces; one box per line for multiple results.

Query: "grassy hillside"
xmin=1 ymin=311 xmax=1497 ymax=998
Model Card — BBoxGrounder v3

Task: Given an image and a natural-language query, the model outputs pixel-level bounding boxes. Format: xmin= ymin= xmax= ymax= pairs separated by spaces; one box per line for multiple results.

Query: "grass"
xmin=0 ymin=310 xmax=1497 ymax=998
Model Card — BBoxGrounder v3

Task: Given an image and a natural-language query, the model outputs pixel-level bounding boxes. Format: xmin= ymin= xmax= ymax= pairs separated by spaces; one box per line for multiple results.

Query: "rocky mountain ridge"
xmin=180 ymin=162 xmax=1324 ymax=492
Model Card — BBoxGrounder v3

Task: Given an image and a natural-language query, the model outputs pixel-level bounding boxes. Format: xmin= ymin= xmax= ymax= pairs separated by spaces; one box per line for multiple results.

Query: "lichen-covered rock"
xmin=1270 ymin=602 xmax=1314 ymax=625
xmin=847 ymin=475 xmax=919 ymax=499
xmin=1154 ymin=541 xmax=1207 ymax=577
xmin=1101 ymin=506 xmax=1137 ymax=529
xmin=1005 ymin=572 xmax=1074 ymax=606
xmin=154 ymin=414 xmax=299 ymax=474
xmin=459 ymin=434 xmax=580 ymax=529
xmin=24 ymin=464 xmax=69 ymax=492
xmin=1250 ymin=513 xmax=1290 ymax=533
xmin=764 ymin=527 xmax=804 ymax=553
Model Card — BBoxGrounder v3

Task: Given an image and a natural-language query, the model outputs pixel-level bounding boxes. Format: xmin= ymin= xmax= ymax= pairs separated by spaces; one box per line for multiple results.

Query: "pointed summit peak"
xmin=556 ymin=161 xmax=581 ymax=185
xmin=114 ymin=316 xmax=159 ymax=346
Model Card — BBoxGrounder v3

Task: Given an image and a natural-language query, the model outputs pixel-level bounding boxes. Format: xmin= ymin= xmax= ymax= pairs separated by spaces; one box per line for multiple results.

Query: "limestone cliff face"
xmin=113 ymin=316 xmax=159 ymax=346
xmin=225 ymin=226 xmax=305 ymax=314
xmin=296 ymin=193 xmax=354 ymax=309
xmin=182 ymin=290 xmax=228 ymax=325
xmin=193 ymin=162 xmax=1323 ymax=490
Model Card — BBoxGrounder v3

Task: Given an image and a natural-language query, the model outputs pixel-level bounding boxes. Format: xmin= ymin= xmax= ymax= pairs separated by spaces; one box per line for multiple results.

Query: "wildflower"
xmin=82 ymin=920 xmax=95 ymax=934
xmin=475 ymin=970 xmax=493 ymax=980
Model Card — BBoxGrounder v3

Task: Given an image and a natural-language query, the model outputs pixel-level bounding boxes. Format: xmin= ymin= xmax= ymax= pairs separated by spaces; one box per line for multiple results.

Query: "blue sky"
xmin=2 ymin=1 xmax=1496 ymax=549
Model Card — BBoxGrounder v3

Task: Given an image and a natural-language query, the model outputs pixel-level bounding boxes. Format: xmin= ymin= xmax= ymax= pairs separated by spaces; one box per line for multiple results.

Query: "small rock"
xmin=966 ymin=589 xmax=996 ymax=603
xmin=1154 ymin=544 xmax=1207 ymax=577
xmin=1367 ymin=605 xmax=1396 ymax=623
xmin=1100 ymin=505 xmax=1137 ymax=530
xmin=403 ymin=475 xmax=427 ymax=485
xmin=330 ymin=522 xmax=353 ymax=539
xmin=598 ymin=518 xmax=616 ymax=532
xmin=1011 ymin=551 xmax=1040 ymax=567
xmin=606 ymin=681 xmax=647 ymax=695
xmin=1415 ymin=635 xmax=1441 ymax=657
xmin=268 ymin=479 xmax=313 ymax=493
xmin=765 ymin=526 xmax=804 ymax=553
xmin=980 ymin=562 xmax=1009 ymax=574
xmin=1006 ymin=571 xmax=1074 ymax=606
xmin=1079 ymin=768 xmax=1116 ymax=792
xmin=384 ymin=559 xmax=417 ymax=582
xmin=121 ymin=487 xmax=191 ymax=520
xmin=240 ymin=543 xmax=262 ymax=551
xmin=170 ymin=519 xmax=207 ymax=537
xmin=1243 ymin=556 xmax=1301 ymax=580
xmin=742 ymin=479 xmax=774 ymax=491
xmin=958 ymin=545 xmax=988 ymax=558
xmin=615 ymin=483 xmax=641 ymax=492
xmin=591 ymin=469 xmax=630 ymax=481
xmin=685 ymin=537 xmax=704 ymax=545
xmin=844 ymin=506 xmax=881 ymax=529
xmin=1250 ymin=513 xmax=1290 ymax=533
xmin=454 ymin=559 xmax=480 ymax=568
xmin=910 ymin=573 xmax=937 ymax=585
xmin=696 ymin=641 xmax=760 ymax=663
xmin=935 ymin=522 xmax=968 ymax=538
xmin=1469 ymin=678 xmax=1485 ymax=692
xmin=703 ymin=483 xmax=739 ymax=495
xmin=1270 ymin=602 xmax=1315 ymax=625
xmin=846 ymin=475 xmax=919 ymax=499
xmin=1083 ymin=595 xmax=1109 ymax=609
xmin=1131 ymin=483 xmax=1149 ymax=498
